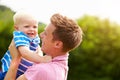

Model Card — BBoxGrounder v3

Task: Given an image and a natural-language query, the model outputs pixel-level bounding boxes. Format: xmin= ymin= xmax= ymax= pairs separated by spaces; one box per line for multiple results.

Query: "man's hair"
xmin=50 ymin=13 xmax=83 ymax=52
xmin=13 ymin=11 xmax=38 ymax=25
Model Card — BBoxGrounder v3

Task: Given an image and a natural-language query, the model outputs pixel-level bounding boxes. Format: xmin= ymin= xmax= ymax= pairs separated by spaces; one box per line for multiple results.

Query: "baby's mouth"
xmin=27 ymin=33 xmax=34 ymax=36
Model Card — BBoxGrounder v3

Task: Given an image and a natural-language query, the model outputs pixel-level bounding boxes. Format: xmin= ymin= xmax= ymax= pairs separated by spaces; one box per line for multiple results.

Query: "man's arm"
xmin=4 ymin=40 xmax=21 ymax=80
xmin=4 ymin=59 xmax=20 ymax=80
xmin=4 ymin=60 xmax=27 ymax=80
xmin=17 ymin=74 xmax=27 ymax=80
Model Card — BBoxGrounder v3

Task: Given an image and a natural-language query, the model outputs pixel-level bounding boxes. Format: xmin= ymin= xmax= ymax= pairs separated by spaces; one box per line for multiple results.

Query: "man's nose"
xmin=39 ymin=32 xmax=43 ymax=39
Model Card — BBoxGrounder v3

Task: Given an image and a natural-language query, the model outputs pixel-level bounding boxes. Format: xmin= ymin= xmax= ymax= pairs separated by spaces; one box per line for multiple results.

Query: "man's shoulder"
xmin=34 ymin=62 xmax=66 ymax=73
xmin=33 ymin=63 xmax=57 ymax=72
xmin=35 ymin=63 xmax=53 ymax=69
xmin=27 ymin=63 xmax=54 ymax=77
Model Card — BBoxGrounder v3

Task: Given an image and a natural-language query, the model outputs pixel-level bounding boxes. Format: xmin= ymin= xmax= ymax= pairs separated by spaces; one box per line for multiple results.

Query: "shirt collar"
xmin=52 ymin=53 xmax=69 ymax=62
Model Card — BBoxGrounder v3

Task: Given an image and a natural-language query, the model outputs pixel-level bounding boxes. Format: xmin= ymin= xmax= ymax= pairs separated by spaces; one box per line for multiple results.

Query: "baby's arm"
xmin=18 ymin=46 xmax=52 ymax=63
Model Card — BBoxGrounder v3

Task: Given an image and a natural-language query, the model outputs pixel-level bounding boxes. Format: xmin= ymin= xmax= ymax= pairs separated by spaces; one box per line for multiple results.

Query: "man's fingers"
xmin=9 ymin=39 xmax=14 ymax=49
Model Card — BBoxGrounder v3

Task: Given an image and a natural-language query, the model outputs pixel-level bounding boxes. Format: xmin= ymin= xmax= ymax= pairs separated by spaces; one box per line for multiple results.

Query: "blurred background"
xmin=0 ymin=0 xmax=120 ymax=80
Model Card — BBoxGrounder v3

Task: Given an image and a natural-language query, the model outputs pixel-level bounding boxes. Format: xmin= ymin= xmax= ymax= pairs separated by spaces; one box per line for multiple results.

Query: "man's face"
xmin=40 ymin=23 xmax=56 ymax=55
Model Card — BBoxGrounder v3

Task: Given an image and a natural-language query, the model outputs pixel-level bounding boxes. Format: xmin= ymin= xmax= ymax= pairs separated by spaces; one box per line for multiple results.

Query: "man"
xmin=4 ymin=13 xmax=83 ymax=80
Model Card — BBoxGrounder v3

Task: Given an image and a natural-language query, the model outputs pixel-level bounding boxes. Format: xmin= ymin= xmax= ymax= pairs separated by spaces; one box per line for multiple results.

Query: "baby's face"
xmin=17 ymin=18 xmax=38 ymax=38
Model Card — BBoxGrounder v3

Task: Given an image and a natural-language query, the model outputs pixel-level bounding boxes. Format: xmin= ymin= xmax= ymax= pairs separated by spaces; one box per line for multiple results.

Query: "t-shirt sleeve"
xmin=13 ymin=31 xmax=29 ymax=48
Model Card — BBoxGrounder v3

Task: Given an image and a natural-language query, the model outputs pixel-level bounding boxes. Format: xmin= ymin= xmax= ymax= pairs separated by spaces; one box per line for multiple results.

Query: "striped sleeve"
xmin=13 ymin=31 xmax=30 ymax=48
xmin=1 ymin=50 xmax=12 ymax=72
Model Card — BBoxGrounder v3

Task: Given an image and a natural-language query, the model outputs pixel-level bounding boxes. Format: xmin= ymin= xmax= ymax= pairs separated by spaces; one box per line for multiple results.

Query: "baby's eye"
xmin=24 ymin=26 xmax=29 ymax=28
xmin=33 ymin=26 xmax=37 ymax=28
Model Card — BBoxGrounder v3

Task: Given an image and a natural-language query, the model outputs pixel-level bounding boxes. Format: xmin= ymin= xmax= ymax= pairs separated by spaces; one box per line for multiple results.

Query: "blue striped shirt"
xmin=1 ymin=31 xmax=40 ymax=77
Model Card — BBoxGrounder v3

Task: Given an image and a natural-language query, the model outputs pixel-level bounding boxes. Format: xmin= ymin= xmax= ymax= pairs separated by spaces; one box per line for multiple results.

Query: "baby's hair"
xmin=13 ymin=11 xmax=38 ymax=25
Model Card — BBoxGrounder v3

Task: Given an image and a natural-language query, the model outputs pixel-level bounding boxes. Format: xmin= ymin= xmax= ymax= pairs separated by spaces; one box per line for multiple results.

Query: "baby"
xmin=0 ymin=11 xmax=51 ymax=79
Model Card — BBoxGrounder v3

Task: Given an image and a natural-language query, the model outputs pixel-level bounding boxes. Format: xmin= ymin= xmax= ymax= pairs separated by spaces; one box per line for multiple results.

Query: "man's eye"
xmin=44 ymin=32 xmax=47 ymax=35
xmin=43 ymin=31 xmax=46 ymax=35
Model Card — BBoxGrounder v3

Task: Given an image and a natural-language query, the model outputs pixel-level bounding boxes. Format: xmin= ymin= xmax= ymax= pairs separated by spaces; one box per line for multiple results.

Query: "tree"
xmin=0 ymin=5 xmax=14 ymax=63
xmin=68 ymin=15 xmax=120 ymax=80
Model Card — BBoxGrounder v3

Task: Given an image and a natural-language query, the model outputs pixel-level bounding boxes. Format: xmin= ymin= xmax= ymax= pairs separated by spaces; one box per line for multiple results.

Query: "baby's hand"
xmin=41 ymin=55 xmax=52 ymax=63
xmin=36 ymin=47 xmax=43 ymax=56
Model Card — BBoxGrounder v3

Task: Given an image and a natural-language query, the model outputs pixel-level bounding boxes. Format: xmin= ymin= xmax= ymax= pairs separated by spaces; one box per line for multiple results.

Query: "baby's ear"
xmin=14 ymin=25 xmax=18 ymax=30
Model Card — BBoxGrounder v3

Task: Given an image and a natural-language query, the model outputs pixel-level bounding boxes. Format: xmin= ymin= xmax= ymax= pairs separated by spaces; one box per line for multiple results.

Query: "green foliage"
xmin=38 ymin=22 xmax=46 ymax=34
xmin=68 ymin=15 xmax=120 ymax=80
xmin=0 ymin=5 xmax=14 ymax=62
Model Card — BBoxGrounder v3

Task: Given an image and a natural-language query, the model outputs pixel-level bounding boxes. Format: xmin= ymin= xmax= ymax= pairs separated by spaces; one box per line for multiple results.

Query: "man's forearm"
xmin=4 ymin=59 xmax=20 ymax=80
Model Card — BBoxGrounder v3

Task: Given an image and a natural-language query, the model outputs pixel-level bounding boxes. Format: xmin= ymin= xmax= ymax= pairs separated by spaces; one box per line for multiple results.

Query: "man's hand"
xmin=36 ymin=46 xmax=43 ymax=56
xmin=9 ymin=39 xmax=21 ymax=60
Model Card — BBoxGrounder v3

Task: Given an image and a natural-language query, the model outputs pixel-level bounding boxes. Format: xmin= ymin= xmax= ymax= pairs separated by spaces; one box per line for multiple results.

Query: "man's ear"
xmin=54 ymin=41 xmax=63 ymax=49
xmin=14 ymin=25 xmax=18 ymax=30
